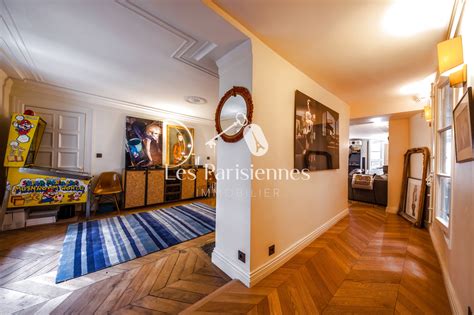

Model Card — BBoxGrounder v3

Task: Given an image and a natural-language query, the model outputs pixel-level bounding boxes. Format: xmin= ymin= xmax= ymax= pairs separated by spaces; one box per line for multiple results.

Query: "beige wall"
xmin=205 ymin=0 xmax=350 ymax=285
xmin=250 ymin=38 xmax=350 ymax=271
xmin=387 ymin=118 xmax=409 ymax=213
xmin=429 ymin=1 xmax=474 ymax=312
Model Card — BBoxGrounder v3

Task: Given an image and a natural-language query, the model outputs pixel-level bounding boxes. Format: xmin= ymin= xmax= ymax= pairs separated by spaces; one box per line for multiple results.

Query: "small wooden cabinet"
xmin=146 ymin=170 xmax=165 ymax=205
xmin=123 ymin=170 xmax=147 ymax=209
xmin=196 ymin=168 xmax=207 ymax=197
xmin=123 ymin=167 xmax=207 ymax=209
xmin=181 ymin=169 xmax=196 ymax=200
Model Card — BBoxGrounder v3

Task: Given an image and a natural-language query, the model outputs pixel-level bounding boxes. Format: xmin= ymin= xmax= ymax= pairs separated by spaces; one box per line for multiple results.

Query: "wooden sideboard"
xmin=123 ymin=167 xmax=208 ymax=209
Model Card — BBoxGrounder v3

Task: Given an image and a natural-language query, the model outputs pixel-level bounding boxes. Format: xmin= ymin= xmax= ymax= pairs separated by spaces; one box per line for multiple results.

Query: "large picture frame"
xmin=125 ymin=116 xmax=163 ymax=168
xmin=166 ymin=125 xmax=194 ymax=167
xmin=294 ymin=90 xmax=339 ymax=171
xmin=398 ymin=147 xmax=430 ymax=227
xmin=453 ymin=86 xmax=474 ymax=163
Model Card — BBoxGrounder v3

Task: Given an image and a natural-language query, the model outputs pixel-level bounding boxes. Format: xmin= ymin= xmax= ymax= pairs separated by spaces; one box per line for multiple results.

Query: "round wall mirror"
xmin=215 ymin=86 xmax=253 ymax=143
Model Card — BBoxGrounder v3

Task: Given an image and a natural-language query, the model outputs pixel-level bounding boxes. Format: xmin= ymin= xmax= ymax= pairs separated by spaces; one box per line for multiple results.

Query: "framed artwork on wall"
xmin=453 ymin=86 xmax=474 ymax=163
xmin=125 ymin=116 xmax=163 ymax=168
xmin=294 ymin=90 xmax=339 ymax=171
xmin=166 ymin=125 xmax=194 ymax=167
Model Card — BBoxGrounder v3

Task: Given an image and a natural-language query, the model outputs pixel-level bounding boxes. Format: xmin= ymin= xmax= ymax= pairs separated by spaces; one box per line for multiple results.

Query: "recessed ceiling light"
xmin=185 ymin=96 xmax=207 ymax=105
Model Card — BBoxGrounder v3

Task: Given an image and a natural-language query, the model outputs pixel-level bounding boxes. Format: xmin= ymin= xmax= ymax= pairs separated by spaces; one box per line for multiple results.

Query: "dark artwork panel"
xmin=125 ymin=116 xmax=163 ymax=168
xmin=294 ymin=90 xmax=339 ymax=171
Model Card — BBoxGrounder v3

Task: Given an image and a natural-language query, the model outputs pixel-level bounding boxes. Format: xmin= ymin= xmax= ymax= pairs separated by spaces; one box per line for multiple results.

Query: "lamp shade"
xmin=437 ymin=36 xmax=464 ymax=74
xmin=424 ymin=104 xmax=432 ymax=123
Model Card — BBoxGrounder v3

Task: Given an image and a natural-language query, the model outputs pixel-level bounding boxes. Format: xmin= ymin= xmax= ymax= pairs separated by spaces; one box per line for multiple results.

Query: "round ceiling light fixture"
xmin=185 ymin=96 xmax=207 ymax=105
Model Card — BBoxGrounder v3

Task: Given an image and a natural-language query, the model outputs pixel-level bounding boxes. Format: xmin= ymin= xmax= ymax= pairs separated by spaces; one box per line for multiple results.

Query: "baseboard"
xmin=385 ymin=206 xmax=398 ymax=214
xmin=212 ymin=249 xmax=250 ymax=287
xmin=211 ymin=208 xmax=349 ymax=288
xmin=429 ymin=226 xmax=463 ymax=315
xmin=248 ymin=207 xmax=349 ymax=287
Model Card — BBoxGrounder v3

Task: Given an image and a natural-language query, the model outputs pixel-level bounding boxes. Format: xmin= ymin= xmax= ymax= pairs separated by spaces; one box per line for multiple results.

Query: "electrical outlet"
xmin=96 ymin=153 xmax=103 ymax=158
xmin=238 ymin=250 xmax=246 ymax=263
xmin=468 ymin=306 xmax=472 ymax=315
xmin=268 ymin=245 xmax=275 ymax=256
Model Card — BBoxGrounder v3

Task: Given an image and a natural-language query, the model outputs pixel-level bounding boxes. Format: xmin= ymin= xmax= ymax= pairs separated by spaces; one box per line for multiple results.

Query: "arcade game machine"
xmin=0 ymin=111 xmax=93 ymax=229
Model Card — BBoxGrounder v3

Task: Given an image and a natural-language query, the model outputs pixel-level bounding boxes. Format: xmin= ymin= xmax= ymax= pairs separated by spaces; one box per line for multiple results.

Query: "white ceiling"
xmin=0 ymin=0 xmax=248 ymax=120
xmin=215 ymin=0 xmax=454 ymax=118
xmin=349 ymin=122 xmax=389 ymax=141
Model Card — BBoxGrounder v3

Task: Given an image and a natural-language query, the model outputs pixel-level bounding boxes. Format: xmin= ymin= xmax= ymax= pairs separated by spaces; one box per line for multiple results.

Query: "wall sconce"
xmin=437 ymin=36 xmax=467 ymax=87
xmin=424 ymin=104 xmax=432 ymax=126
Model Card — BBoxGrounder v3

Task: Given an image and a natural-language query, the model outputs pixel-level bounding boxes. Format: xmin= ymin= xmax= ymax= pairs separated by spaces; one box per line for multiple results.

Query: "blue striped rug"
xmin=56 ymin=202 xmax=215 ymax=283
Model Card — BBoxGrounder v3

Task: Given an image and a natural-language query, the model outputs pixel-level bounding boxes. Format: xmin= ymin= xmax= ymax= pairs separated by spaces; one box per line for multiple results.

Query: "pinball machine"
xmin=0 ymin=111 xmax=93 ymax=229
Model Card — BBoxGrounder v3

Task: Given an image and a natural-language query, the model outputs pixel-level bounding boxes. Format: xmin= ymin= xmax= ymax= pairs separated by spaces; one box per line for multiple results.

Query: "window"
xmin=435 ymin=82 xmax=453 ymax=229
xmin=434 ymin=80 xmax=462 ymax=232
xmin=368 ymin=140 xmax=386 ymax=171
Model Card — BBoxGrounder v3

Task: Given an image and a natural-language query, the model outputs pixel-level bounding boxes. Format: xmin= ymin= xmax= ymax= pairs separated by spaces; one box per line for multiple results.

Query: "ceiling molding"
xmin=0 ymin=37 xmax=26 ymax=79
xmin=115 ymin=0 xmax=219 ymax=78
xmin=0 ymin=0 xmax=43 ymax=81
xmin=10 ymin=78 xmax=214 ymax=125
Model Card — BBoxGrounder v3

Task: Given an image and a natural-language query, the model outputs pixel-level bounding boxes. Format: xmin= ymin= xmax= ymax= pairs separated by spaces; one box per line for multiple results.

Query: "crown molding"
xmin=115 ymin=0 xmax=218 ymax=78
xmin=10 ymin=79 xmax=214 ymax=125
xmin=0 ymin=0 xmax=219 ymax=85
xmin=0 ymin=37 xmax=26 ymax=79
xmin=0 ymin=0 xmax=42 ymax=81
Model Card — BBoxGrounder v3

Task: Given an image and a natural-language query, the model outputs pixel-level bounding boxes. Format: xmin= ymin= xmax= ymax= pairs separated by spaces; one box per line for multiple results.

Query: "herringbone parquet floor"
xmin=184 ymin=203 xmax=452 ymax=314
xmin=0 ymin=201 xmax=451 ymax=314
xmin=0 ymin=199 xmax=227 ymax=314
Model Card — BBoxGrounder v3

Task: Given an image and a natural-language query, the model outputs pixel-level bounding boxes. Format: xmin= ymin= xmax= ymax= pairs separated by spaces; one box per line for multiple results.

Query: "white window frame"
xmin=368 ymin=139 xmax=386 ymax=171
xmin=433 ymin=77 xmax=464 ymax=246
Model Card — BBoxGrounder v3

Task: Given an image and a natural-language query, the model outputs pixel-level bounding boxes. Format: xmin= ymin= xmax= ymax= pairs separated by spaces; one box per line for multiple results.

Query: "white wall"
xmin=212 ymin=40 xmax=253 ymax=284
xmin=429 ymin=2 xmax=474 ymax=312
xmin=7 ymin=80 xmax=216 ymax=176
xmin=409 ymin=112 xmax=431 ymax=179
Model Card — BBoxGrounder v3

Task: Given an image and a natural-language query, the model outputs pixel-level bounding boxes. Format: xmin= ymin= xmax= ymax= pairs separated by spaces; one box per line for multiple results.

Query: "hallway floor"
xmin=0 ymin=202 xmax=450 ymax=314
xmin=185 ymin=203 xmax=451 ymax=314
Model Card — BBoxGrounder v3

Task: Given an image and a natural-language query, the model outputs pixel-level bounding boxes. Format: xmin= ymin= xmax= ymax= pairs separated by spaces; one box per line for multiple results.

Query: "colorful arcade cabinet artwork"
xmin=1 ymin=112 xmax=92 ymax=220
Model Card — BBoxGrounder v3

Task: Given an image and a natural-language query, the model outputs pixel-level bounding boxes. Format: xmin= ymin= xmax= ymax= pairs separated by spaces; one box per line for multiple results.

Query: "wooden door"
xmin=124 ymin=170 xmax=146 ymax=208
xmin=181 ymin=169 xmax=196 ymax=200
xmin=196 ymin=168 xmax=208 ymax=197
xmin=147 ymin=170 xmax=164 ymax=205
